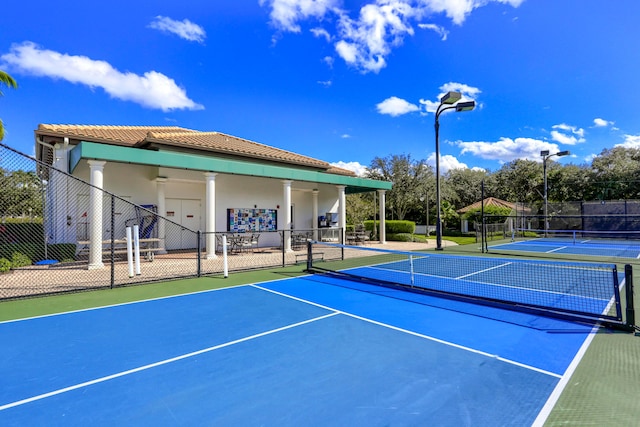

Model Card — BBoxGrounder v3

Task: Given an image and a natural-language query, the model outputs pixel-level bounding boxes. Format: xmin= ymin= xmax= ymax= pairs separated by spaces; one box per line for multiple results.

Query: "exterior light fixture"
xmin=434 ymin=92 xmax=476 ymax=250
xmin=541 ymin=150 xmax=571 ymax=235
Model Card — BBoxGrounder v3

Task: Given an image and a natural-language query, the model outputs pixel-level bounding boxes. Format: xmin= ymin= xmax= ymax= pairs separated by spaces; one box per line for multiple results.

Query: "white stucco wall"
xmin=64 ymin=160 xmax=343 ymax=249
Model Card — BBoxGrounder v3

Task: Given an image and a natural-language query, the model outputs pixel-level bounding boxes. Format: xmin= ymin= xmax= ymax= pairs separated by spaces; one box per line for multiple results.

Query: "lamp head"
xmin=455 ymin=101 xmax=475 ymax=112
xmin=557 ymin=150 xmax=570 ymax=157
xmin=440 ymin=91 xmax=461 ymax=105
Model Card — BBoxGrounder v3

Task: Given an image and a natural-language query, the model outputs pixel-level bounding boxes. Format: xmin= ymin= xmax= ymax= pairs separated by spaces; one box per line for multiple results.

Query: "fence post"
xmin=281 ymin=230 xmax=286 ymax=267
xmin=197 ymin=230 xmax=202 ymax=277
xmin=110 ymin=195 xmax=115 ymax=289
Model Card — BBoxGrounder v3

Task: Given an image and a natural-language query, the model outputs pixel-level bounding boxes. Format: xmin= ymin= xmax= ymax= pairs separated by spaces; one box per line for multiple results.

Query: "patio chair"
xmin=215 ymin=233 xmax=231 ymax=253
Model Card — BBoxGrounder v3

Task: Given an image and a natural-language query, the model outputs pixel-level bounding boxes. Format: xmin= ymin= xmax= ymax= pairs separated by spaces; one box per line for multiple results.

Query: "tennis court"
xmin=487 ymin=230 xmax=640 ymax=259
xmin=1 ymin=244 xmax=630 ymax=426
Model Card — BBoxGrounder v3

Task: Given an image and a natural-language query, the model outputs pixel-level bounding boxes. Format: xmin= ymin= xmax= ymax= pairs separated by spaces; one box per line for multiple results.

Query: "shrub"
xmin=0 ymin=243 xmax=75 ymax=263
xmin=0 ymin=258 xmax=11 ymax=273
xmin=11 ymin=252 xmax=32 ymax=268
xmin=0 ymin=222 xmax=44 ymax=244
xmin=362 ymin=220 xmax=416 ymax=241
xmin=386 ymin=233 xmax=415 ymax=242
xmin=47 ymin=244 xmax=77 ymax=262
xmin=0 ymin=243 xmax=39 ymax=261
xmin=386 ymin=220 xmax=416 ymax=234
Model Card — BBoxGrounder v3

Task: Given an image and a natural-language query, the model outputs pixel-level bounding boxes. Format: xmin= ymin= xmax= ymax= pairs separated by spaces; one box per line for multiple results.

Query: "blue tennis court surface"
xmin=490 ymin=238 xmax=640 ymax=259
xmin=0 ymin=275 xmax=602 ymax=426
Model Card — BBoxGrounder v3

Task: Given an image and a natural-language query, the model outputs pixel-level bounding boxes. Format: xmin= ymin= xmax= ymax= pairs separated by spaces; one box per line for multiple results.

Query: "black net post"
xmin=625 ymin=264 xmax=635 ymax=329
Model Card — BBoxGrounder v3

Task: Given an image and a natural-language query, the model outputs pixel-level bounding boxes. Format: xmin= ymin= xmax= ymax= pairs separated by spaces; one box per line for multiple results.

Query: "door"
xmin=165 ymin=198 xmax=201 ymax=250
xmin=76 ymin=194 xmax=131 ymax=241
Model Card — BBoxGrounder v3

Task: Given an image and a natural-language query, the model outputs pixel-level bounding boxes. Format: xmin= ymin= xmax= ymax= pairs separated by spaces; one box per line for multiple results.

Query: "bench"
xmin=294 ymin=252 xmax=324 ymax=264
xmin=76 ymin=238 xmax=162 ymax=261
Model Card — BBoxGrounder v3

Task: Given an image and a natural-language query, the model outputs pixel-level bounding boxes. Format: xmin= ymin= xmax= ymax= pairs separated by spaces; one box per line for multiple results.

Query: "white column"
xmin=283 ymin=180 xmax=292 ymax=252
xmin=337 ymin=185 xmax=346 ymax=243
xmin=312 ymin=189 xmax=319 ymax=241
xmin=205 ymin=173 xmax=217 ymax=259
xmin=155 ymin=177 xmax=167 ymax=254
xmin=378 ymin=190 xmax=386 ymax=244
xmin=87 ymin=160 xmax=106 ymax=269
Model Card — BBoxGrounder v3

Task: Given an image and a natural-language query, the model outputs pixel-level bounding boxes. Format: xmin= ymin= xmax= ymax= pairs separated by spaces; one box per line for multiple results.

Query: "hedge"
xmin=363 ymin=220 xmax=415 ymax=234
xmin=0 ymin=243 xmax=76 ymax=264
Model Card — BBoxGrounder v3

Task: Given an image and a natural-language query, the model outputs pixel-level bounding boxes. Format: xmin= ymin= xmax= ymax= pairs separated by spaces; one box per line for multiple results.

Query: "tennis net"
xmin=304 ymin=241 xmax=629 ymax=326
xmin=506 ymin=228 xmax=640 ymax=259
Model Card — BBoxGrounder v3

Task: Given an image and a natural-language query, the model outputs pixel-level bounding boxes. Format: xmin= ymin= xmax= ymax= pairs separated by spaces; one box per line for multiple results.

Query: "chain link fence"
xmin=0 ymin=143 xmax=343 ymax=300
xmin=474 ymin=200 xmax=640 ymax=244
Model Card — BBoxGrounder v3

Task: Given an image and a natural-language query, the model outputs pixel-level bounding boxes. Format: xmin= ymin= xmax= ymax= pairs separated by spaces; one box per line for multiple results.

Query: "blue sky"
xmin=1 ymin=0 xmax=639 ymax=176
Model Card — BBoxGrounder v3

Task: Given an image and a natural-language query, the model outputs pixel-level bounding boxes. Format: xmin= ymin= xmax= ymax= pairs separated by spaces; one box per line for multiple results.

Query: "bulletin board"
xmin=227 ymin=208 xmax=277 ymax=232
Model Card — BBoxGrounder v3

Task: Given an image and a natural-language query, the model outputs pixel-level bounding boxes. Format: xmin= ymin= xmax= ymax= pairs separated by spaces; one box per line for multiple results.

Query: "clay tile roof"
xmin=37 ymin=124 xmax=197 ymax=146
xmin=457 ymin=197 xmax=517 ymax=214
xmin=144 ymin=131 xmax=331 ymax=169
xmin=36 ymin=124 xmax=352 ymax=173
xmin=325 ymin=165 xmax=357 ymax=177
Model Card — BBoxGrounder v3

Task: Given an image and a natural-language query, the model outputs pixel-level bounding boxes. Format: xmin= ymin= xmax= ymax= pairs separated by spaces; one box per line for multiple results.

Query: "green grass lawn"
xmin=412 ymin=234 xmax=477 ymax=245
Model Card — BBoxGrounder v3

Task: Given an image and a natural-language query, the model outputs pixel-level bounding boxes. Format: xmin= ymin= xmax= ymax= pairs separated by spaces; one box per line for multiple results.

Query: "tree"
xmin=345 ymin=193 xmax=374 ymax=226
xmin=0 ymin=169 xmax=42 ymax=218
xmin=0 ymin=70 xmax=18 ymax=141
xmin=445 ymin=168 xmax=490 ymax=209
xmin=491 ymin=159 xmax=543 ymax=204
xmin=366 ymin=154 xmax=430 ymax=221
xmin=590 ymin=147 xmax=640 ymax=200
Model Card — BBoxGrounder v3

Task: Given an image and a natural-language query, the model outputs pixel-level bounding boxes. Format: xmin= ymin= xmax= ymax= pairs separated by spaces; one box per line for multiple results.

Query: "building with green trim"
xmin=35 ymin=125 xmax=391 ymax=267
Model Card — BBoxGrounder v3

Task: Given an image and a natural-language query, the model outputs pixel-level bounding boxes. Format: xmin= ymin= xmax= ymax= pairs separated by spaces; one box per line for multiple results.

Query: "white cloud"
xmin=148 ymin=16 xmax=206 ymax=43
xmin=458 ymin=137 xmax=565 ymax=162
xmin=593 ymin=117 xmax=614 ymax=127
xmin=418 ymin=23 xmax=449 ymax=40
xmin=423 ymin=0 xmax=524 ymax=26
xmin=550 ymin=131 xmax=580 ymax=145
xmin=331 ymin=160 xmax=368 ymax=176
xmin=376 ymin=96 xmax=420 ymax=116
xmin=552 ymin=123 xmax=584 ymax=137
xmin=550 ymin=123 xmax=585 ymax=145
xmin=426 ymin=152 xmax=468 ymax=173
xmin=1 ymin=42 xmax=203 ymax=111
xmin=317 ymin=79 xmax=332 ymax=86
xmin=341 ymin=133 xmax=351 ymax=138
xmin=261 ymin=0 xmax=523 ymax=73
xmin=311 ymin=27 xmax=332 ymax=41
xmin=616 ymin=134 xmax=640 ymax=148
xmin=260 ymin=0 xmax=340 ymax=33
xmin=334 ymin=2 xmax=417 ymax=73
xmin=584 ymin=153 xmax=597 ymax=163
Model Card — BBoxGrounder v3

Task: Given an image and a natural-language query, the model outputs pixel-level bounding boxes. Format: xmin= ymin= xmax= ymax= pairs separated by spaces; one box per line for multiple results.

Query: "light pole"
xmin=434 ymin=91 xmax=475 ymax=250
xmin=540 ymin=149 xmax=570 ymax=235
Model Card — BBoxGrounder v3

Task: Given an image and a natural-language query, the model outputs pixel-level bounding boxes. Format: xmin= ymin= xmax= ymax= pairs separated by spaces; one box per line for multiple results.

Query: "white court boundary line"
xmin=530 ymin=322 xmax=599 ymax=426
xmin=0 ymin=275 xmax=308 ymax=325
xmin=531 ymin=277 xmax=627 ymax=426
xmin=0 ymin=311 xmax=339 ymax=411
xmin=252 ymin=284 xmax=562 ymax=379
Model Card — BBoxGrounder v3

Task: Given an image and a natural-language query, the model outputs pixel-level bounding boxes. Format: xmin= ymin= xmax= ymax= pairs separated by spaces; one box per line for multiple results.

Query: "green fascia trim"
xmin=69 ymin=142 xmax=392 ymax=191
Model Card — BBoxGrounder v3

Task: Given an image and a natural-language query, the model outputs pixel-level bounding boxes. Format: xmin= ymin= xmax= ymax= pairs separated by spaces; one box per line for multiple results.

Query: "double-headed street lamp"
xmin=540 ymin=149 xmax=570 ymax=234
xmin=434 ymin=91 xmax=475 ymax=250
